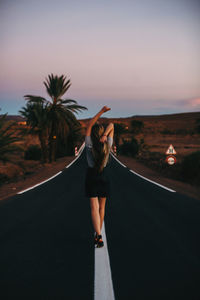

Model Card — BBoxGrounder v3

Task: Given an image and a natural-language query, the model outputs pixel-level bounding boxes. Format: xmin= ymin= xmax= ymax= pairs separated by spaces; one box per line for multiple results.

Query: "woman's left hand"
xmin=100 ymin=135 xmax=107 ymax=143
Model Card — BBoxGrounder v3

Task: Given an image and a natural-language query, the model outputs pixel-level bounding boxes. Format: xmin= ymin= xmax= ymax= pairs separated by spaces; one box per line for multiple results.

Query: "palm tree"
xmin=23 ymin=73 xmax=87 ymax=162
xmin=0 ymin=113 xmax=22 ymax=163
xmin=65 ymin=121 xmax=83 ymax=155
xmin=56 ymin=120 xmax=83 ymax=157
xmin=19 ymin=101 xmax=49 ymax=163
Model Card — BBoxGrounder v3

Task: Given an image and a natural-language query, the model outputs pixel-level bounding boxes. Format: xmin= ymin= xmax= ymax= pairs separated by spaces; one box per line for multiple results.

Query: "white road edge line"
xmin=95 ymin=221 xmax=115 ymax=300
xmin=110 ymin=151 xmax=127 ymax=168
xmin=65 ymin=142 xmax=85 ymax=168
xmin=18 ymin=142 xmax=85 ymax=194
xmin=111 ymin=153 xmax=176 ymax=193
xmin=17 ymin=171 xmax=62 ymax=194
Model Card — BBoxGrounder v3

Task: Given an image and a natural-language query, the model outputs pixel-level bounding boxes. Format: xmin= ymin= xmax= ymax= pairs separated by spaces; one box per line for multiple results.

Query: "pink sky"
xmin=0 ymin=0 xmax=200 ymax=118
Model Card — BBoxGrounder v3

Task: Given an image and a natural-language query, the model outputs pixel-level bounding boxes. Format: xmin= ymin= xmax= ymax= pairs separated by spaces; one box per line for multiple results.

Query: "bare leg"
xmin=98 ymin=197 xmax=106 ymax=230
xmin=90 ymin=197 xmax=101 ymax=235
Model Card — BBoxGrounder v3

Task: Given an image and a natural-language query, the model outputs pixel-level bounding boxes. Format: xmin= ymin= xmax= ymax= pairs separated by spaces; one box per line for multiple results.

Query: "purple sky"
xmin=0 ymin=0 xmax=200 ymax=119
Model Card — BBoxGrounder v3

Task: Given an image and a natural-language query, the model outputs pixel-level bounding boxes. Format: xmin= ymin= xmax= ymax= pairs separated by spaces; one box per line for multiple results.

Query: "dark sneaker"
xmin=96 ymin=234 xmax=104 ymax=248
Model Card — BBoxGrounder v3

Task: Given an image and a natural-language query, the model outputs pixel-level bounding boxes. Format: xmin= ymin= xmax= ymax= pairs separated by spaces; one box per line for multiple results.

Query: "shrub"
xmin=0 ymin=173 xmax=9 ymax=186
xmin=131 ymin=120 xmax=144 ymax=134
xmin=24 ymin=145 xmax=42 ymax=160
xmin=119 ymin=138 xmax=139 ymax=157
xmin=160 ymin=129 xmax=174 ymax=135
xmin=195 ymin=118 xmax=200 ymax=134
xmin=180 ymin=151 xmax=200 ymax=185
xmin=161 ymin=128 xmax=191 ymax=135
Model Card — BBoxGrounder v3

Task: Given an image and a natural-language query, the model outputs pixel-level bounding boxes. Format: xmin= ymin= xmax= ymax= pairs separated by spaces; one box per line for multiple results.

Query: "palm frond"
xmin=0 ymin=114 xmax=23 ymax=162
xmin=43 ymin=74 xmax=71 ymax=100
xmin=65 ymin=104 xmax=88 ymax=114
xmin=24 ymin=95 xmax=47 ymax=103
xmin=20 ymin=73 xmax=88 ymax=161
xmin=58 ymin=99 xmax=77 ymax=105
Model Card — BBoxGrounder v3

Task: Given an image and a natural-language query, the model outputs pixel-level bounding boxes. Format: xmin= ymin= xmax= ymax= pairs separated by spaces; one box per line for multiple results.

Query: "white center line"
xmin=94 ymin=221 xmax=115 ymax=300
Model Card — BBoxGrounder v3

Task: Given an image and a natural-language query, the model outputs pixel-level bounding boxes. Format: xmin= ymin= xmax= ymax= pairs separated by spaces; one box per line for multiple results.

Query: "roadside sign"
xmin=166 ymin=144 xmax=176 ymax=155
xmin=166 ymin=155 xmax=176 ymax=165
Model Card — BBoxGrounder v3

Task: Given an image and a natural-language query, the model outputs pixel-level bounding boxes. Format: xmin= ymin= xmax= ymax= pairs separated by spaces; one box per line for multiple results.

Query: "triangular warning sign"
xmin=166 ymin=144 xmax=176 ymax=155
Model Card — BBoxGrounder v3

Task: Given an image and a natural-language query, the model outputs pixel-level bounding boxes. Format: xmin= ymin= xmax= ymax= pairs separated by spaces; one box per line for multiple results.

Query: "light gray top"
xmin=85 ymin=135 xmax=113 ymax=168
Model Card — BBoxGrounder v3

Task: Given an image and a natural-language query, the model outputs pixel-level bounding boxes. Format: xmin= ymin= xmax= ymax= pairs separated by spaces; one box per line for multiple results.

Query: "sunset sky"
xmin=0 ymin=0 xmax=200 ymax=119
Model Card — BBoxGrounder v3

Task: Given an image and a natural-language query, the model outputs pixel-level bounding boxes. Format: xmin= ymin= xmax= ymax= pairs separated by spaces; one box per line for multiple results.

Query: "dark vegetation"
xmin=24 ymin=145 xmax=42 ymax=161
xmin=0 ymin=113 xmax=23 ymax=163
xmin=0 ymin=74 xmax=87 ymax=185
xmin=115 ymin=120 xmax=144 ymax=157
xmin=19 ymin=73 xmax=87 ymax=162
xmin=118 ymin=138 xmax=139 ymax=157
xmin=180 ymin=151 xmax=200 ymax=185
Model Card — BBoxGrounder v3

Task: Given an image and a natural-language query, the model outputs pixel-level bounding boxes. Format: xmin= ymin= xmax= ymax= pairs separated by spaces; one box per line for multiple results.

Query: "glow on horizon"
xmin=0 ymin=0 xmax=200 ymax=118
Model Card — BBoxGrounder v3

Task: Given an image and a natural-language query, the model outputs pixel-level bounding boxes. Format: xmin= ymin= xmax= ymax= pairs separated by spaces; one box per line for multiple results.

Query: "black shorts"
xmin=85 ymin=165 xmax=111 ymax=198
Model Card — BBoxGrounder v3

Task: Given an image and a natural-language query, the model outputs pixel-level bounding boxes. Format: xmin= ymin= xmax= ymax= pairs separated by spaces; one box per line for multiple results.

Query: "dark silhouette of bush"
xmin=114 ymin=123 xmax=127 ymax=148
xmin=0 ymin=173 xmax=9 ymax=186
xmin=161 ymin=128 xmax=191 ymax=135
xmin=181 ymin=151 xmax=200 ymax=185
xmin=131 ymin=120 xmax=144 ymax=134
xmin=119 ymin=138 xmax=139 ymax=157
xmin=24 ymin=145 xmax=42 ymax=161
xmin=195 ymin=118 xmax=200 ymax=134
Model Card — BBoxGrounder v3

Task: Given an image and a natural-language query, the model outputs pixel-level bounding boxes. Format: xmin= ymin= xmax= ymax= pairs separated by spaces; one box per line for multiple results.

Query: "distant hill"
xmin=3 ymin=112 xmax=200 ymax=132
xmin=0 ymin=115 xmax=26 ymax=122
xmin=79 ymin=111 xmax=200 ymax=122
xmin=79 ymin=111 xmax=200 ymax=133
xmin=3 ymin=111 xmax=200 ymax=123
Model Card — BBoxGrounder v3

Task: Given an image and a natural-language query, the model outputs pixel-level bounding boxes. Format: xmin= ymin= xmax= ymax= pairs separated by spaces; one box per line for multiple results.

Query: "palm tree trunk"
xmin=39 ymin=132 xmax=49 ymax=163
xmin=49 ymin=130 xmax=57 ymax=162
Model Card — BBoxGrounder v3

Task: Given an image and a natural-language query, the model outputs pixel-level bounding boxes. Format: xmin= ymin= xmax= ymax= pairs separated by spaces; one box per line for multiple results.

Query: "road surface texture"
xmin=0 ymin=147 xmax=200 ymax=300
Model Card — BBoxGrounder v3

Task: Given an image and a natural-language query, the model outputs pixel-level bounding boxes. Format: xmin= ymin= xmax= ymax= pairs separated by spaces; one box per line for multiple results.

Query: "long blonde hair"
xmin=91 ymin=122 xmax=109 ymax=173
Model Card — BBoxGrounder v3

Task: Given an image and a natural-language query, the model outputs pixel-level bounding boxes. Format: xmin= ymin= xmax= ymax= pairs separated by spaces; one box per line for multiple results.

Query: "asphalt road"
xmin=0 ymin=148 xmax=200 ymax=300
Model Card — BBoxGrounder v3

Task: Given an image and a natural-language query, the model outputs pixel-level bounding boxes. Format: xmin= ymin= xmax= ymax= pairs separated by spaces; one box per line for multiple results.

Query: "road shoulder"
xmin=117 ymin=155 xmax=200 ymax=201
xmin=0 ymin=156 xmax=74 ymax=201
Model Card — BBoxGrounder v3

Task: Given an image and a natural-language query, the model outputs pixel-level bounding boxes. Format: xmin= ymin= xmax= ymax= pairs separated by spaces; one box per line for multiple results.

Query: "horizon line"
xmin=2 ymin=110 xmax=200 ymax=120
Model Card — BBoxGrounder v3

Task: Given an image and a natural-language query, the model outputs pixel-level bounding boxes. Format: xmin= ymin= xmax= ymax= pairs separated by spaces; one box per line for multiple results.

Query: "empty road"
xmin=0 ymin=147 xmax=200 ymax=299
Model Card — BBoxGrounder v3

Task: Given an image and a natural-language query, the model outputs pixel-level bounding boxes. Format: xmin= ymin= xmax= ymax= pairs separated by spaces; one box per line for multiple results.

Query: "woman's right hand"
xmin=101 ymin=106 xmax=111 ymax=113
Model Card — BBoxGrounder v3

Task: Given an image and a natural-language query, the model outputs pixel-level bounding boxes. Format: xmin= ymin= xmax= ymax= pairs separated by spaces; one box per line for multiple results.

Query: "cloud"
xmin=177 ymin=98 xmax=200 ymax=108
xmin=189 ymin=98 xmax=200 ymax=107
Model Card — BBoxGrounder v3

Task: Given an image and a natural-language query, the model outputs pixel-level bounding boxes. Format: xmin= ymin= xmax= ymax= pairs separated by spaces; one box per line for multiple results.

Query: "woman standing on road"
xmin=85 ymin=106 xmax=114 ymax=248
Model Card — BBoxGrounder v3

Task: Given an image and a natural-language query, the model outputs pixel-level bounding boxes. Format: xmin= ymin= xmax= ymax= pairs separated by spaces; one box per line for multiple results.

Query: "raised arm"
xmin=100 ymin=123 xmax=114 ymax=143
xmin=85 ymin=106 xmax=111 ymax=136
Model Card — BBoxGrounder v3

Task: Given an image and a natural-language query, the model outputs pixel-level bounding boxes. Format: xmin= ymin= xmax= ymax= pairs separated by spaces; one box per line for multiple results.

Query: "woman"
xmin=85 ymin=106 xmax=114 ymax=248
